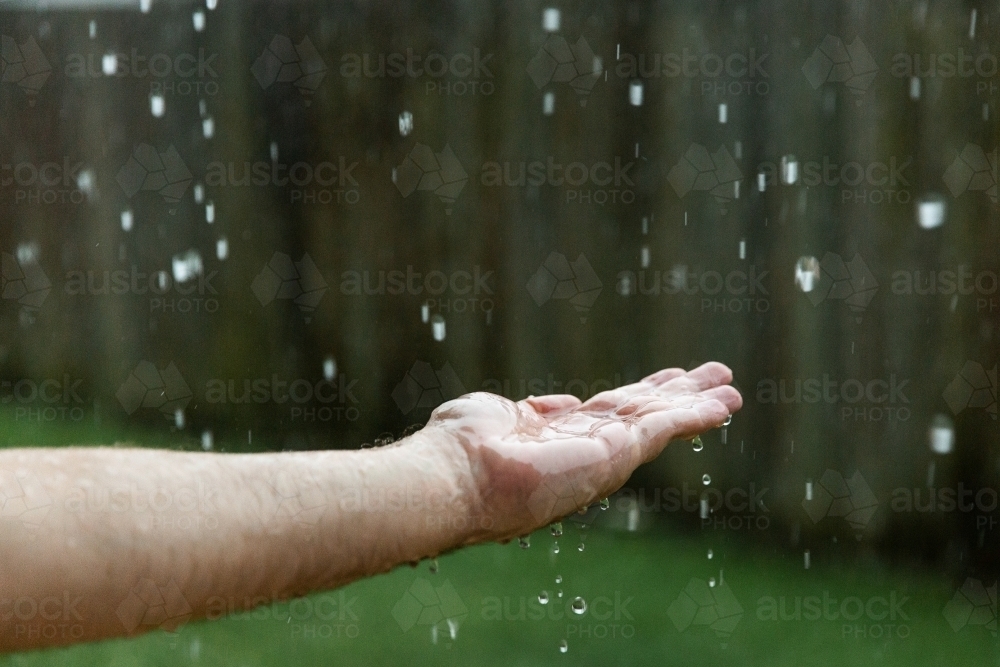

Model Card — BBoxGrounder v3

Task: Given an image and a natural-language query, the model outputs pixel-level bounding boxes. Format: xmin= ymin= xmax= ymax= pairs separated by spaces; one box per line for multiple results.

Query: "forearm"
xmin=0 ymin=430 xmax=476 ymax=652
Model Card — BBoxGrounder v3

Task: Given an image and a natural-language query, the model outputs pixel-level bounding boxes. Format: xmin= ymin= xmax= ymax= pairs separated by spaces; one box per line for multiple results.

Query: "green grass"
xmin=1 ymin=416 xmax=998 ymax=666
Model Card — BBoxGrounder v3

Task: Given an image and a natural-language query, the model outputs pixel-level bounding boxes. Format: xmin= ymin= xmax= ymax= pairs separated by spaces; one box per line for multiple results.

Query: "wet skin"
xmin=423 ymin=362 xmax=743 ymax=545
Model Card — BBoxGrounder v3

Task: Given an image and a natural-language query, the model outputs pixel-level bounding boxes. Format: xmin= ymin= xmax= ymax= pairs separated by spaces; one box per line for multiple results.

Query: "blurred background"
xmin=0 ymin=0 xmax=998 ymax=664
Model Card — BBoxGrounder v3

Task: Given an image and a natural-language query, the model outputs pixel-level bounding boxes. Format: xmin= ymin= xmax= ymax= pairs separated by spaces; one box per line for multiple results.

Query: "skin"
xmin=0 ymin=362 xmax=741 ymax=653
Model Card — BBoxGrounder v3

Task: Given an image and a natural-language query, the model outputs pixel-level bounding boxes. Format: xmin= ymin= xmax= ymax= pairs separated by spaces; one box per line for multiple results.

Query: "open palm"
xmin=426 ymin=362 xmax=743 ymax=544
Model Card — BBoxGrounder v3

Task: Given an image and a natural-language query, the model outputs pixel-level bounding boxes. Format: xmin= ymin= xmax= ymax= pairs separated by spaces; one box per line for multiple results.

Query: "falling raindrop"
xmin=570 ymin=597 xmax=587 ymax=615
xmin=702 ymin=474 xmax=711 ymax=486
xmin=718 ymin=103 xmax=727 ymax=124
xmin=781 ymin=156 xmax=799 ymax=184
xmin=431 ymin=624 xmax=438 ymax=644
xmin=969 ymin=8 xmax=977 ymax=39
xmin=550 ymin=521 xmax=563 ymax=537
xmin=806 ymin=480 xmax=813 ymax=501
xmin=194 ymin=183 xmax=205 ymax=203
xmin=157 ymin=271 xmax=169 ymax=291
xmin=207 ymin=0 xmax=218 ymax=9
xmin=542 ymin=7 xmax=560 ymax=32
xmin=739 ymin=240 xmax=746 ymax=260
xmin=270 ymin=141 xmax=279 ymax=162
xmin=518 ymin=535 xmax=530 ymax=549
xmin=707 ymin=549 xmax=713 ymax=559
xmin=627 ymin=502 xmax=639 ymax=531
xmin=447 ymin=618 xmax=458 ymax=640
xmin=926 ymin=460 xmax=936 ymax=487
xmin=89 ymin=20 xmax=96 ymax=38
xmin=172 ymin=250 xmax=203 ymax=283
xmin=16 ymin=243 xmax=38 ymax=265
xmin=431 ymin=315 xmax=446 ymax=341
xmin=641 ymin=216 xmax=649 ymax=234
xmin=555 ymin=575 xmax=562 ymax=584
xmin=543 ymin=92 xmax=555 ymax=116
xmin=577 ymin=543 xmax=585 ymax=552
xmin=640 ymin=246 xmax=650 ymax=268
xmin=201 ymin=430 xmax=213 ymax=451
xmin=599 ymin=498 xmax=610 ymax=510
xmin=804 ymin=550 xmax=811 ymax=569
xmin=216 ymin=236 xmax=228 ymax=260
xmin=709 ymin=577 xmax=717 ymax=588
xmin=102 ymin=53 xmax=117 ymax=76
xmin=206 ymin=201 xmax=216 ymax=223
xmin=202 ymin=117 xmax=215 ymax=139
xmin=909 ymin=76 xmax=921 ymax=100
xmin=323 ymin=357 xmax=337 ymax=381
xmin=429 ymin=558 xmax=439 ymax=574
xmin=199 ymin=99 xmax=207 ymax=116
xmin=398 ymin=111 xmax=413 ymax=137
xmin=421 ymin=303 xmax=430 ymax=323
xmin=552 ymin=541 xmax=560 ymax=554
xmin=538 ymin=591 xmax=549 ymax=605
xmin=699 ymin=495 xmax=709 ymax=519
xmin=628 ymin=80 xmax=643 ymax=106
xmin=757 ymin=172 xmax=766 ymax=192
xmin=193 ymin=10 xmax=206 ymax=31
xmin=692 ymin=435 xmax=704 ymax=452
xmin=150 ymin=94 xmax=165 ymax=118
xmin=984 ymin=103 xmax=990 ymax=121
xmin=794 ymin=256 xmax=820 ymax=292
xmin=617 ymin=272 xmax=632 ymax=296
xmin=174 ymin=408 xmax=185 ymax=429
xmin=559 ymin=640 xmax=568 ymax=653
xmin=916 ymin=194 xmax=946 ymax=229
xmin=140 ymin=0 xmax=152 ymax=12
xmin=928 ymin=414 xmax=955 ymax=454
xmin=121 ymin=210 xmax=134 ymax=232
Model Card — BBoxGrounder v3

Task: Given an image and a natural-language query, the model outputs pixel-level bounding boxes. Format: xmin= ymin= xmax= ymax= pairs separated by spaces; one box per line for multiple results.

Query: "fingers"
xmin=522 ymin=394 xmax=583 ymax=415
xmin=632 ymin=398 xmax=732 ymax=462
xmin=641 ymin=367 xmax=686 ymax=384
xmin=695 ymin=385 xmax=743 ymax=415
xmin=653 ymin=362 xmax=734 ymax=398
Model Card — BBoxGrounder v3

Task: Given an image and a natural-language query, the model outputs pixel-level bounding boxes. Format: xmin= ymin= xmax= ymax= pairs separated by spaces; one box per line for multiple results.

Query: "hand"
xmin=424 ymin=362 xmax=743 ymax=544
